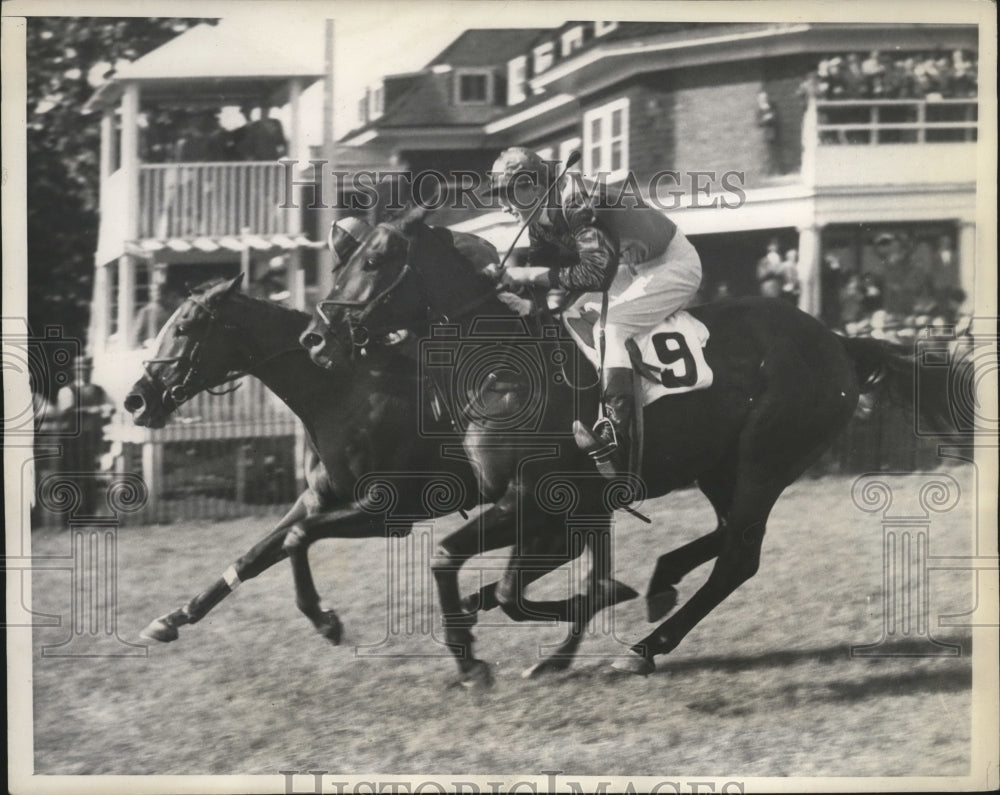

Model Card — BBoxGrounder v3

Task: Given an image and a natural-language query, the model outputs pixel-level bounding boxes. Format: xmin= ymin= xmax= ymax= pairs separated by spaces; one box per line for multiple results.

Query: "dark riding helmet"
xmin=328 ymin=216 xmax=373 ymax=268
xmin=484 ymin=147 xmax=552 ymax=197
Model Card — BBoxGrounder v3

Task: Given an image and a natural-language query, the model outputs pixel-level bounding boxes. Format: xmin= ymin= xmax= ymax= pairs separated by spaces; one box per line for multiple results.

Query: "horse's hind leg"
xmin=140 ymin=491 xmax=310 ymax=642
xmin=644 ymin=466 xmax=735 ymax=621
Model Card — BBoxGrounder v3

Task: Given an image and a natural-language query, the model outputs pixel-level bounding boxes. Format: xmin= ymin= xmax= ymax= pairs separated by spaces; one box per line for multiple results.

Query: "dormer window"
xmin=455 ymin=68 xmax=493 ymax=105
xmin=561 ymin=26 xmax=584 ymax=57
xmin=594 ymin=21 xmax=619 ymax=37
xmin=533 ymin=41 xmax=555 ymax=75
xmin=507 ymin=55 xmax=527 ymax=105
xmin=370 ymin=86 xmax=384 ymax=120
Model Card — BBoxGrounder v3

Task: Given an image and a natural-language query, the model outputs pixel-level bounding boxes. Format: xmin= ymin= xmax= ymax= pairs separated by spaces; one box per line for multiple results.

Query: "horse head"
xmin=301 ymin=205 xmax=491 ymax=369
xmin=125 ymin=274 xmax=251 ymax=428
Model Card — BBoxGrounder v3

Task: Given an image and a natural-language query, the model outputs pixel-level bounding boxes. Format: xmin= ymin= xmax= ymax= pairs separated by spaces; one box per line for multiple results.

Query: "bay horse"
xmin=125 ymin=274 xmax=634 ymax=652
xmin=299 ymin=205 xmax=966 ymax=684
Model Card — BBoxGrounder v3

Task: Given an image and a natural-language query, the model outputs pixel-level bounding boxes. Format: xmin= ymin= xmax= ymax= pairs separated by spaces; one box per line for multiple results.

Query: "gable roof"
xmin=426 ymin=28 xmax=550 ymax=68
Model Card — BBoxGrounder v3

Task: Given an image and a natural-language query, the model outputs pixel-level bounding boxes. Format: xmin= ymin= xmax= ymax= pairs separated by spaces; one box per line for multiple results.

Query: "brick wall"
xmin=763 ymin=54 xmax=817 ymax=175
xmin=670 ymin=60 xmax=771 ymax=190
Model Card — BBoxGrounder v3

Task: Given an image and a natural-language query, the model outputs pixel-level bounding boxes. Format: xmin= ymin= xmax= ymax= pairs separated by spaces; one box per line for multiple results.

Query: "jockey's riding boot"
xmin=574 ymin=367 xmax=634 ymax=479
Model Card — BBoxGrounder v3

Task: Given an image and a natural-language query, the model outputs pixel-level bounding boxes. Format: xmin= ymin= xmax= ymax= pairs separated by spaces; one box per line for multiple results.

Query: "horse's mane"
xmin=189 ymin=277 xmax=310 ymax=322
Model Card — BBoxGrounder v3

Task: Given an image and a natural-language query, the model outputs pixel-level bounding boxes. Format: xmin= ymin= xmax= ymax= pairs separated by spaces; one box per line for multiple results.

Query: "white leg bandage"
xmin=223 ymin=565 xmax=241 ymax=590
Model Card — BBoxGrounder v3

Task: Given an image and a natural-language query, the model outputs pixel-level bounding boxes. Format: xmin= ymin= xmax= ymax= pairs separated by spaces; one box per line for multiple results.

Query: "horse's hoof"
xmin=610 ymin=650 xmax=656 ymax=677
xmin=315 ymin=610 xmax=343 ymax=645
xmin=459 ymin=594 xmax=479 ymax=614
xmin=597 ymin=578 xmax=640 ymax=606
xmin=646 ymin=586 xmax=678 ymax=622
xmin=450 ymin=660 xmax=493 ymax=690
xmin=522 ymin=658 xmax=571 ymax=679
xmin=140 ymin=615 xmax=180 ymax=643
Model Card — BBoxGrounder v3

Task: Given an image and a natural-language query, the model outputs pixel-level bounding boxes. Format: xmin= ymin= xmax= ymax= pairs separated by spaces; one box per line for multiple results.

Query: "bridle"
xmin=315 ymin=231 xmax=432 ymax=357
xmin=142 ymin=294 xmax=297 ymax=410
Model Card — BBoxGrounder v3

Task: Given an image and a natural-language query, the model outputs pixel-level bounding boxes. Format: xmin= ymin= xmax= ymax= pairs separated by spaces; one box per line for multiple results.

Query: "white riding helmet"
xmin=328 ymin=216 xmax=373 ymax=267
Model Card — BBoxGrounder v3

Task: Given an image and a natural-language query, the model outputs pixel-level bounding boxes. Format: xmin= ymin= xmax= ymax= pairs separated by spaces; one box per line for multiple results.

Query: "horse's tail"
xmin=838 ymin=335 xmax=975 ymax=436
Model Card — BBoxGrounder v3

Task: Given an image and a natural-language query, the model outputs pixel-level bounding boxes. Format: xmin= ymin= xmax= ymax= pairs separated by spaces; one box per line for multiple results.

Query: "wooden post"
xmin=319 ymin=19 xmax=338 ymax=300
xmin=797 ymin=224 xmax=822 ymax=317
xmin=117 ymin=254 xmax=136 ymax=350
xmin=141 ymin=438 xmax=162 ymax=521
xmin=958 ymin=221 xmax=976 ymax=314
xmin=100 ymin=109 xmax=115 ymax=184
xmin=120 ymin=82 xmax=140 ymax=238
xmin=288 ymin=77 xmax=303 ymax=237
xmin=91 ymin=264 xmax=110 ymax=358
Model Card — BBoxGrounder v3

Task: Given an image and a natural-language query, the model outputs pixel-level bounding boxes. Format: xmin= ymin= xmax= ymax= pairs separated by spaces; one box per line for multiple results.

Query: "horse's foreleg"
xmin=645 ymin=525 xmax=724 ymax=622
xmin=282 ymin=503 xmax=396 ymax=644
xmin=615 ymin=488 xmax=777 ymax=677
xmin=642 ymin=467 xmax=736 ymax=622
xmin=140 ymin=492 xmax=310 ymax=642
xmin=431 ymin=502 xmax=520 ymax=687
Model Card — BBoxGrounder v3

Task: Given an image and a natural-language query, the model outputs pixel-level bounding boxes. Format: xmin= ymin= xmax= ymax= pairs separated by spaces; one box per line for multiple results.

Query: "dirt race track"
xmin=28 ymin=467 xmax=981 ymax=779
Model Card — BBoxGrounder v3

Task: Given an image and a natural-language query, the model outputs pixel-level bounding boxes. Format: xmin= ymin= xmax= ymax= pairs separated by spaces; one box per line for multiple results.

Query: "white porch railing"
xmin=801 ymin=97 xmax=978 ymax=187
xmin=138 ymin=161 xmax=293 ymax=239
xmin=814 ymin=98 xmax=978 ymax=145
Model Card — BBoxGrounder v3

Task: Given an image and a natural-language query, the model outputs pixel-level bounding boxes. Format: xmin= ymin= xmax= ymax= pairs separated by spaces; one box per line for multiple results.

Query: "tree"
xmin=26 ymin=17 xmax=211 ymax=395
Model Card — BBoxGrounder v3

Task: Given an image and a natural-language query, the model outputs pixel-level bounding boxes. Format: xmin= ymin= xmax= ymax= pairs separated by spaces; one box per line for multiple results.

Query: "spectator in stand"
xmin=843 ymin=53 xmax=867 ymax=97
xmin=757 ymin=238 xmax=790 ymax=299
xmin=838 ymin=273 xmax=865 ymax=329
xmin=55 ymin=356 xmax=114 ymax=516
xmin=861 ymin=50 xmax=886 ymax=97
xmin=779 ymin=249 xmax=802 ymax=305
xmin=132 ymin=280 xmax=178 ymax=349
xmin=233 ymin=105 xmax=288 ymax=161
xmin=952 ymin=49 xmax=976 ymax=96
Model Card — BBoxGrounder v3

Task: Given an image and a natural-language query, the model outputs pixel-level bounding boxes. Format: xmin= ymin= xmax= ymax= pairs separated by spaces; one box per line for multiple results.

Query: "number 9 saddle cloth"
xmin=563 ymin=308 xmax=714 ymax=408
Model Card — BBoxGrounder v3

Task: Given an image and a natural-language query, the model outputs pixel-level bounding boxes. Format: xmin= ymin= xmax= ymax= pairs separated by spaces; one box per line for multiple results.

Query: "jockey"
xmin=487 ymin=146 xmax=702 ymax=477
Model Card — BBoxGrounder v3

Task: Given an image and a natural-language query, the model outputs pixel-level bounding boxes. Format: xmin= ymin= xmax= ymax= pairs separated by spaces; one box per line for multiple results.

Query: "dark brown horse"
xmin=299 ymin=206 xmax=966 ymax=684
xmin=125 ymin=275 xmax=629 ymax=654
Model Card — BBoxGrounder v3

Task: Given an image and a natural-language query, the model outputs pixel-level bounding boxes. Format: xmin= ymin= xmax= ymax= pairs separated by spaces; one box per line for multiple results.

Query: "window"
xmin=455 ymin=69 xmax=493 ymax=105
xmin=536 ymin=146 xmax=555 ymax=161
xmin=559 ymin=136 xmax=582 ymax=171
xmin=561 ymin=26 xmax=584 ymax=57
xmin=358 ymin=98 xmax=368 ymax=124
xmin=368 ymin=85 xmax=384 ymax=121
xmin=533 ymin=41 xmax=555 ymax=75
xmin=507 ymin=56 xmax=527 ymax=105
xmin=594 ymin=21 xmax=619 ymax=37
xmin=583 ymin=98 xmax=629 ymax=182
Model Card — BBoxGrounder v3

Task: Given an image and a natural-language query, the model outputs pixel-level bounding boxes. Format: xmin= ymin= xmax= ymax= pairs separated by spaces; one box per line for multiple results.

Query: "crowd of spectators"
xmin=801 ymin=49 xmax=978 ymax=102
xmin=142 ymin=105 xmax=288 ymax=163
xmin=756 ymin=238 xmax=801 ymax=305
xmin=821 ymin=232 xmax=967 ymax=344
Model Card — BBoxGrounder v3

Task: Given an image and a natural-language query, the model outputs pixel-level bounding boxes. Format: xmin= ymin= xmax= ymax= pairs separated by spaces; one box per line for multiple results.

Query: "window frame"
xmin=561 ymin=26 xmax=585 ymax=57
xmin=507 ymin=55 xmax=528 ymax=105
xmin=454 ymin=68 xmax=494 ymax=106
xmin=533 ymin=41 xmax=555 ymax=75
xmin=582 ymin=97 xmax=630 ymax=183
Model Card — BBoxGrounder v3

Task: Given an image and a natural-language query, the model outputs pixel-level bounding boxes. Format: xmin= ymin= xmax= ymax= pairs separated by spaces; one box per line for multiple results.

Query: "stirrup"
xmin=586 ymin=417 xmax=618 ymax=463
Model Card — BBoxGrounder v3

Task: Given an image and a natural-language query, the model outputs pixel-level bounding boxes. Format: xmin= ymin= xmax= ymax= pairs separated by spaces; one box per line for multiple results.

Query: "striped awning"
xmin=129 ymin=233 xmax=325 ymax=256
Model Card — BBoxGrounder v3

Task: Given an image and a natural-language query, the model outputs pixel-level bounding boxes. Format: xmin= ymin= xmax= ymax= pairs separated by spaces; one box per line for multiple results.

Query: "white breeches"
xmin=567 ymin=230 xmax=703 ymax=368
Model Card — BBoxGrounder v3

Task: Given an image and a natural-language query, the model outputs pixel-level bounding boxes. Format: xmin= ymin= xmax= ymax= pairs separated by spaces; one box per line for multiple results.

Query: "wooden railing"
xmin=814 ymin=98 xmax=978 ymax=145
xmin=138 ymin=161 xmax=293 ymax=239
